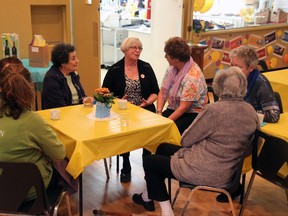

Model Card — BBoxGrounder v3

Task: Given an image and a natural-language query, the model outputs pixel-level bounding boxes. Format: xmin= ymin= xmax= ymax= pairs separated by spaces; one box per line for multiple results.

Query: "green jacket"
xmin=0 ymin=109 xmax=66 ymax=201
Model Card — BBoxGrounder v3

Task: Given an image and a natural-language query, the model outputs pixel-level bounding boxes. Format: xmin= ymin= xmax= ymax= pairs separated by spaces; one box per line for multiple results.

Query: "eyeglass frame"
xmin=129 ymin=46 xmax=143 ymax=51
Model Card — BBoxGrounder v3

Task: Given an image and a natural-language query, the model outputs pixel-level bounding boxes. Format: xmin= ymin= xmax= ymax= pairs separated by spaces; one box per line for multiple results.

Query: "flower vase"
xmin=95 ymin=102 xmax=111 ymax=118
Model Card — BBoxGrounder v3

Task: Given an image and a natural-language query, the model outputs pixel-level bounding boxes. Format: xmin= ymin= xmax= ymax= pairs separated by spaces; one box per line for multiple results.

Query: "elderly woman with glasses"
xmin=102 ymin=37 xmax=159 ymax=183
xmin=230 ymin=45 xmax=280 ymax=123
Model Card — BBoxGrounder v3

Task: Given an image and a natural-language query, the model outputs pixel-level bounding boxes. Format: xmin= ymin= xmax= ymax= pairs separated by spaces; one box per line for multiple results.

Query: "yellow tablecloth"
xmin=37 ymin=102 xmax=181 ymax=179
xmin=264 ymin=69 xmax=288 ymax=113
xmin=242 ymin=113 xmax=288 ymax=174
xmin=261 ymin=112 xmax=288 ymax=142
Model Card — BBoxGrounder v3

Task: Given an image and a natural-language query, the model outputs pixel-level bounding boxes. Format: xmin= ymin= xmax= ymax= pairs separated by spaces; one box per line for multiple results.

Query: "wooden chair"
xmin=239 ymin=130 xmax=288 ymax=216
xmin=207 ymin=84 xmax=219 ymax=104
xmin=0 ymin=161 xmax=72 ymax=216
xmin=170 ymin=133 xmax=255 ymax=216
xmin=258 ymin=59 xmax=269 ymax=72
xmin=274 ymin=91 xmax=283 ymax=114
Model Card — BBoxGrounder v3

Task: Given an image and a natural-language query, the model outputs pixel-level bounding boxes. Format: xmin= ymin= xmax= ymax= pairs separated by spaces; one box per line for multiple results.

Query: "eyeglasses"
xmin=129 ymin=46 xmax=143 ymax=51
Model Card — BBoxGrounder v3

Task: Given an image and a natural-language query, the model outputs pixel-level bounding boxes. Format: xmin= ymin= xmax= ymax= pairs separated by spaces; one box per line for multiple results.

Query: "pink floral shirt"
xmin=161 ymin=63 xmax=208 ymax=113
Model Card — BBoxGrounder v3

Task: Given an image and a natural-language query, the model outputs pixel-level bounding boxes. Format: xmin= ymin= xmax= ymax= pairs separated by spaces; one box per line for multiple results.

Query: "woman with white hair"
xmin=102 ymin=37 xmax=159 ymax=183
xmin=230 ymin=45 xmax=280 ymax=123
xmin=132 ymin=66 xmax=259 ymax=215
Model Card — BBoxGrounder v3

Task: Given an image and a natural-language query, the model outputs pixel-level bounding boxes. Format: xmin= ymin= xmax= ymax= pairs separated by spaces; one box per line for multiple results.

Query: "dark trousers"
xmin=162 ymin=109 xmax=198 ymax=134
xmin=143 ymin=143 xmax=182 ymax=201
xmin=121 ymin=149 xmax=151 ymax=173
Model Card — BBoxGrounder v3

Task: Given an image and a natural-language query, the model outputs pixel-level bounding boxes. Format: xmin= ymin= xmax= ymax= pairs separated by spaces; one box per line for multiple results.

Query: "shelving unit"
xmin=101 ymin=27 xmax=128 ymax=68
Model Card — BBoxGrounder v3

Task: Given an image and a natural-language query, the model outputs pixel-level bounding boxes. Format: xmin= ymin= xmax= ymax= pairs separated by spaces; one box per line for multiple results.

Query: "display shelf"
xmin=101 ymin=27 xmax=128 ymax=67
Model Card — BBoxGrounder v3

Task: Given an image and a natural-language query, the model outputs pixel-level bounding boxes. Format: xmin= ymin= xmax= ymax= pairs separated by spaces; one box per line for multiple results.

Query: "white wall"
xmin=129 ymin=0 xmax=183 ymax=85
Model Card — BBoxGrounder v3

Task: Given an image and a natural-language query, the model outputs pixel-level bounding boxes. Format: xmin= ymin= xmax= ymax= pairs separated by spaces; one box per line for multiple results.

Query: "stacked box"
xmin=28 ymin=45 xmax=49 ymax=68
xmin=255 ymin=9 xmax=270 ymax=24
xmin=270 ymin=9 xmax=288 ymax=23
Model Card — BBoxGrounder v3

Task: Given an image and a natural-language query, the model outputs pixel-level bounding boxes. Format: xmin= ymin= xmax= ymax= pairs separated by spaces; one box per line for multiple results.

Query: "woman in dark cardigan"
xmin=102 ymin=37 xmax=159 ymax=183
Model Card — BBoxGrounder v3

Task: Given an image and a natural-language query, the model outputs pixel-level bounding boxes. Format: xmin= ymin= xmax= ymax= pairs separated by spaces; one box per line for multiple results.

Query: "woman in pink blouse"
xmin=157 ymin=37 xmax=208 ymax=134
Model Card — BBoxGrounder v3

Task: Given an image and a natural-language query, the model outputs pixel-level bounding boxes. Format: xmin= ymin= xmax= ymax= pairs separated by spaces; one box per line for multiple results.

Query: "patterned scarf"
xmin=162 ymin=57 xmax=194 ymax=107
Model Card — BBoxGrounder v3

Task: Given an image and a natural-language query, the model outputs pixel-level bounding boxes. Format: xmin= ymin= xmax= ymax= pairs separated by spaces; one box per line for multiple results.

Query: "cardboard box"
xmin=29 ymin=45 xmax=49 ymax=68
xmin=270 ymin=9 xmax=287 ymax=23
xmin=255 ymin=9 xmax=270 ymax=24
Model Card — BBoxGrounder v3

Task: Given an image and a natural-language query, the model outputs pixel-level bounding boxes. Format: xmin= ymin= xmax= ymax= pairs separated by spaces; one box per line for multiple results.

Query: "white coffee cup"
xmin=118 ymin=99 xmax=127 ymax=110
xmin=257 ymin=113 xmax=264 ymax=125
xmin=50 ymin=109 xmax=60 ymax=120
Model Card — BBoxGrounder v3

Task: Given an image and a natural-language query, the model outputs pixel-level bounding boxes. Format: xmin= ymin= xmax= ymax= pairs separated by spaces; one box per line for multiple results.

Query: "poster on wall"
xmin=273 ymin=44 xmax=285 ymax=58
xmin=221 ymin=51 xmax=231 ymax=65
xmin=211 ymin=38 xmax=225 ymax=51
xmin=203 ymin=51 xmax=212 ymax=70
xmin=257 ymin=47 xmax=267 ymax=60
xmin=248 ymin=34 xmax=262 ymax=48
xmin=230 ymin=36 xmax=242 ymax=50
xmin=282 ymin=31 xmax=288 ymax=44
xmin=264 ymin=31 xmax=276 ymax=45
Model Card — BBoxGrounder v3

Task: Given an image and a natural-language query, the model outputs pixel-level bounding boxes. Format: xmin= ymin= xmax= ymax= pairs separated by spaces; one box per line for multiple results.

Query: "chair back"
xmin=258 ymin=59 xmax=269 ymax=72
xmin=274 ymin=91 xmax=283 ymax=114
xmin=225 ymin=132 xmax=255 ymax=194
xmin=207 ymin=85 xmax=219 ymax=103
xmin=252 ymin=130 xmax=288 ymax=189
xmin=0 ymin=161 xmax=50 ymax=214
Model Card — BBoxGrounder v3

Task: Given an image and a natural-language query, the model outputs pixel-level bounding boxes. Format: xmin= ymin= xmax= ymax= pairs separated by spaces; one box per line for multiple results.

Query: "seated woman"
xmin=42 ymin=43 xmax=92 ymax=109
xmin=102 ymin=37 xmax=159 ymax=183
xmin=0 ymin=62 xmax=66 ymax=201
xmin=156 ymin=37 xmax=208 ymax=134
xmin=132 ymin=66 xmax=259 ymax=215
xmin=230 ymin=45 xmax=280 ymax=123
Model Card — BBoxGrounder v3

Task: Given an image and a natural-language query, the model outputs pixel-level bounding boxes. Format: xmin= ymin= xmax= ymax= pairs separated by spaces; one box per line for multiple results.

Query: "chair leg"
xmin=171 ymin=187 xmax=181 ymax=208
xmin=180 ymin=187 xmax=200 ymax=216
xmin=239 ymin=171 xmax=256 ymax=216
xmin=225 ymin=192 xmax=237 ymax=216
xmin=168 ymin=178 xmax=172 ymax=203
xmin=103 ymin=158 xmax=110 ymax=180
xmin=65 ymin=193 xmax=72 ymax=216
xmin=116 ymin=155 xmax=120 ymax=173
xmin=109 ymin=157 xmax=112 ymax=168
xmin=240 ymin=173 xmax=246 ymax=204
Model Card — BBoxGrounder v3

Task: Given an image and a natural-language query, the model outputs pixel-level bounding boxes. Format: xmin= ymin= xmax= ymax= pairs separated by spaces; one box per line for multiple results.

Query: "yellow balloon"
xmin=211 ymin=51 xmax=220 ymax=62
xmin=267 ymin=46 xmax=274 ymax=55
xmin=199 ymin=0 xmax=214 ymax=13
xmin=270 ymin=57 xmax=277 ymax=68
xmin=277 ymin=30 xmax=282 ymax=37
xmin=194 ymin=0 xmax=205 ymax=12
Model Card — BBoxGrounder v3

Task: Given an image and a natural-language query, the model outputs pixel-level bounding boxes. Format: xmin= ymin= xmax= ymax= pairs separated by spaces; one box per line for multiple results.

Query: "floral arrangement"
xmin=94 ymin=87 xmax=116 ymax=107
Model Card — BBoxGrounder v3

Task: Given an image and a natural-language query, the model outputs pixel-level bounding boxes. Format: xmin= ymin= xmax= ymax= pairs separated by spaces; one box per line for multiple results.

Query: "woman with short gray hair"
xmin=213 ymin=66 xmax=247 ymax=99
xmin=230 ymin=45 xmax=280 ymax=123
xmin=132 ymin=67 xmax=259 ymax=215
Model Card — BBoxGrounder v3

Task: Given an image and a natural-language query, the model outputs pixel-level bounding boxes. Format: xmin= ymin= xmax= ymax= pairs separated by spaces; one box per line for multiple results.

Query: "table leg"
xmin=79 ymin=173 xmax=83 ymax=216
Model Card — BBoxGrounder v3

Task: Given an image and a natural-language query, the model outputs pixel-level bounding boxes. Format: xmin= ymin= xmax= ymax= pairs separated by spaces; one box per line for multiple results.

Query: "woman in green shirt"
xmin=0 ymin=60 xmax=66 ymax=201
